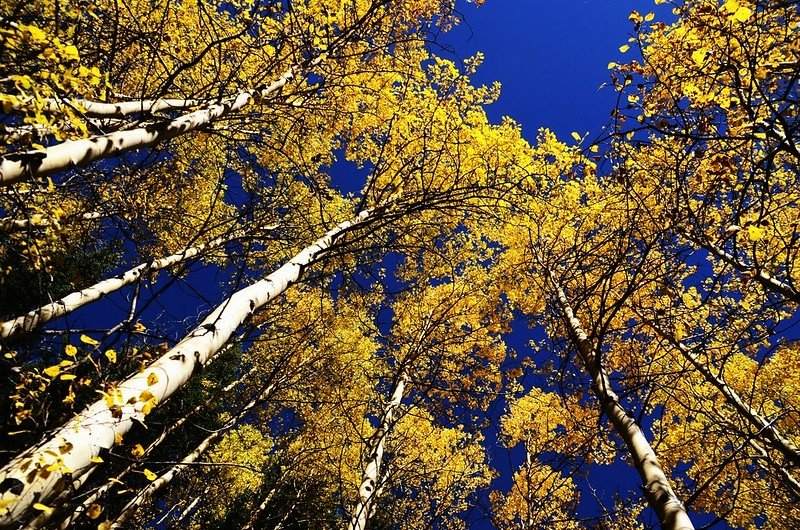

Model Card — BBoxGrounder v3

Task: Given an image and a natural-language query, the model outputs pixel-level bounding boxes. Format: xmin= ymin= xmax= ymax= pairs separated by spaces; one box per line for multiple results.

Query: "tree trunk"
xmin=677 ymin=229 xmax=800 ymax=304
xmin=0 ymin=229 xmax=252 ymax=339
xmin=549 ymin=275 xmax=695 ymax=530
xmin=348 ymin=372 xmax=408 ymax=530
xmin=51 ymin=353 xmax=253 ymax=529
xmin=0 ymin=58 xmax=321 ymax=187
xmin=0 ymin=205 xmax=380 ymax=527
xmin=647 ymin=321 xmax=800 ymax=468
xmin=0 ymin=211 xmax=108 ymax=233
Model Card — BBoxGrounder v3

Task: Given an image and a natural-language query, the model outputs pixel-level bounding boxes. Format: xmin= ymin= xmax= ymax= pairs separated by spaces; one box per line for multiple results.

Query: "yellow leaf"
xmin=65 ymin=345 xmax=77 ymax=357
xmin=607 ymin=61 xmax=617 ymax=69
xmin=747 ymin=225 xmax=765 ymax=241
xmin=692 ymin=49 xmax=707 ymax=66
xmin=675 ymin=322 xmax=685 ymax=341
xmin=43 ymin=365 xmax=61 ymax=378
xmin=59 ymin=360 xmax=74 ymax=367
xmin=132 ymin=322 xmax=147 ymax=332
xmin=723 ymin=0 xmax=740 ymax=13
xmin=104 ymin=349 xmax=117 ymax=363
xmin=63 ymin=45 xmax=79 ymax=60
xmin=141 ymin=397 xmax=158 ymax=416
xmin=80 ymin=334 xmax=99 ymax=346
xmin=33 ymin=503 xmax=53 ymax=515
xmin=147 ymin=372 xmax=159 ymax=386
xmin=571 ymin=131 xmax=582 ymax=142
xmin=619 ymin=44 xmax=630 ymax=53
xmin=90 ymin=456 xmax=103 ymax=463
xmin=131 ymin=444 xmax=145 ymax=458
xmin=733 ymin=6 xmax=752 ymax=22
xmin=143 ymin=468 xmax=157 ymax=481
xmin=644 ymin=12 xmax=655 ymax=21
xmin=86 ymin=504 xmax=102 ymax=519
xmin=98 ymin=521 xmax=111 ymax=530
xmin=114 ymin=432 xmax=123 ymax=445
xmin=60 ymin=374 xmax=77 ymax=381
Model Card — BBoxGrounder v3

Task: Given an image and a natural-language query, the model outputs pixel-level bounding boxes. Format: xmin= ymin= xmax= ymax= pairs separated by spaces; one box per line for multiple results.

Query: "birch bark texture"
xmin=0 ymin=206 xmax=377 ymax=527
xmin=0 ymin=230 xmax=248 ymax=339
xmin=549 ymin=274 xmax=695 ymax=530
xmin=348 ymin=372 xmax=408 ymax=530
xmin=0 ymin=58 xmax=321 ymax=187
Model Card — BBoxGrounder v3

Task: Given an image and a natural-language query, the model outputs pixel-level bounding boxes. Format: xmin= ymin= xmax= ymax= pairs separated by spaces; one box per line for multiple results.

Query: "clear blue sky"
xmin=443 ymin=1 xmax=659 ymax=140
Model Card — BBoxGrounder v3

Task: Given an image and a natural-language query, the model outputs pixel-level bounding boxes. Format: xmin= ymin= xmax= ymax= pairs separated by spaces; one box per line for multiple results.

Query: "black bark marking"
xmin=0 ymin=477 xmax=24 ymax=495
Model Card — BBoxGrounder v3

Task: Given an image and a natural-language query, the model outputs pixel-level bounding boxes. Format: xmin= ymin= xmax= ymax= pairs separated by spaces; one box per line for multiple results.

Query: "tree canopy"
xmin=0 ymin=1 xmax=798 ymax=529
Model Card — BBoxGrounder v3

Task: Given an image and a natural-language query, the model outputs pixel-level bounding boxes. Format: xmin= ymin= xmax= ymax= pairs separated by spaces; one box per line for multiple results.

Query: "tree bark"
xmin=0 ymin=205 xmax=380 ymax=527
xmin=549 ymin=274 xmax=695 ymax=530
xmin=0 ymin=58 xmax=321 ymax=187
xmin=0 ymin=229 xmax=251 ymax=340
xmin=348 ymin=372 xmax=408 ymax=530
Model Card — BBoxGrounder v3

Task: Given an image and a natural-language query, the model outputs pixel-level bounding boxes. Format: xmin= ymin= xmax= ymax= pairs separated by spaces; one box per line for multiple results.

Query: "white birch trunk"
xmin=41 ymin=97 xmax=203 ymax=118
xmin=677 ymin=229 xmax=800 ymax=304
xmin=550 ymin=276 xmax=695 ymax=530
xmin=0 ymin=206 xmax=377 ymax=527
xmin=0 ymin=211 xmax=107 ymax=233
xmin=650 ymin=324 xmax=800 ymax=468
xmin=0 ymin=58 xmax=321 ymax=187
xmin=108 ymin=381 xmax=278 ymax=529
xmin=747 ymin=439 xmax=800 ymax=497
xmin=348 ymin=372 xmax=408 ymax=530
xmin=0 ymin=230 xmax=247 ymax=339
xmin=52 ymin=356 xmax=253 ymax=529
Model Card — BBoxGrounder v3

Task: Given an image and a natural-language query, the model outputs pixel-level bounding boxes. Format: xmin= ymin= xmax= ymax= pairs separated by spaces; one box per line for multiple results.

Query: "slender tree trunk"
xmin=168 ymin=485 xmax=209 ymax=528
xmin=0 ymin=211 xmax=108 ymax=233
xmin=348 ymin=372 xmax=408 ymax=530
xmin=645 ymin=321 xmax=800 ymax=468
xmin=108 ymin=381 xmax=279 ymax=529
xmin=0 ymin=57 xmax=321 ymax=187
xmin=549 ymin=274 xmax=695 ymax=530
xmin=38 ymin=97 xmax=203 ymax=118
xmin=0 ymin=229 xmax=251 ymax=339
xmin=240 ymin=473 xmax=288 ymax=530
xmin=747 ymin=439 xmax=800 ymax=497
xmin=677 ymin=229 xmax=800 ymax=304
xmin=0 ymin=205 xmax=381 ymax=527
xmin=52 ymin=356 xmax=254 ymax=529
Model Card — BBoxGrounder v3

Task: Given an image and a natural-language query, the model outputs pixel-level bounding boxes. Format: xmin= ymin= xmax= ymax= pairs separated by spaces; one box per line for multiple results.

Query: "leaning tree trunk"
xmin=0 ymin=205 xmax=382 ymax=527
xmin=46 ymin=349 xmax=252 ymax=530
xmin=646 ymin=321 xmax=800 ymax=468
xmin=0 ymin=228 xmax=254 ymax=339
xmin=348 ymin=371 xmax=408 ymax=530
xmin=549 ymin=274 xmax=695 ymax=530
xmin=108 ymin=379 xmax=280 ymax=529
xmin=677 ymin=229 xmax=800 ymax=304
xmin=0 ymin=57 xmax=321 ymax=187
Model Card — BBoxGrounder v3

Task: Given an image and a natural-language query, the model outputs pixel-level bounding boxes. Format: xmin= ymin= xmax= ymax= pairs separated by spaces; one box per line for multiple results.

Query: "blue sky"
xmin=443 ymin=1 xmax=661 ymax=140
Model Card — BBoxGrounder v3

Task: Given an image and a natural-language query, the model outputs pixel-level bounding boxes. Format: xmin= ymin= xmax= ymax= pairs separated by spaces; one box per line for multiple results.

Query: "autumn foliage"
xmin=0 ymin=1 xmax=798 ymax=529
